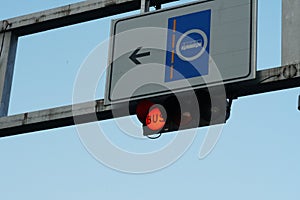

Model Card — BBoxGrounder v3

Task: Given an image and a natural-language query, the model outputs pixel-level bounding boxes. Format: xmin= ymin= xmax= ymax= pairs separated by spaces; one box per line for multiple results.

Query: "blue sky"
xmin=1 ymin=0 xmax=300 ymax=200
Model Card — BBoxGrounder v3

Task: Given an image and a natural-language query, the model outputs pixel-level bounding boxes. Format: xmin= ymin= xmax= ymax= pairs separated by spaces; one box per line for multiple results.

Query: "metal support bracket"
xmin=141 ymin=0 xmax=151 ymax=13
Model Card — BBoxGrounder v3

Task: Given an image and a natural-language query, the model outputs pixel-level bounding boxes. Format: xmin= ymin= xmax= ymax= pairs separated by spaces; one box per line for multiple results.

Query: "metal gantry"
xmin=0 ymin=0 xmax=299 ymax=138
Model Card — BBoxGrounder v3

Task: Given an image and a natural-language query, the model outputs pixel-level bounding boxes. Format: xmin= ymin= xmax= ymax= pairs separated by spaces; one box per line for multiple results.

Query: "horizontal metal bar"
xmin=226 ymin=62 xmax=300 ymax=98
xmin=0 ymin=0 xmax=177 ymax=36
xmin=0 ymin=63 xmax=300 ymax=138
xmin=0 ymin=100 xmax=114 ymax=137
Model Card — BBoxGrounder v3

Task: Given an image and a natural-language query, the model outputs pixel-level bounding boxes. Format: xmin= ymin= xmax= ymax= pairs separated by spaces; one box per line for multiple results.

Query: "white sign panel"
xmin=105 ymin=0 xmax=257 ymax=105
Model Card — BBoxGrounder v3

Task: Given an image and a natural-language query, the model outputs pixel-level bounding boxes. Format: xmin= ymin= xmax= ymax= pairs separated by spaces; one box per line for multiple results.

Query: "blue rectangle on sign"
xmin=165 ymin=10 xmax=211 ymax=82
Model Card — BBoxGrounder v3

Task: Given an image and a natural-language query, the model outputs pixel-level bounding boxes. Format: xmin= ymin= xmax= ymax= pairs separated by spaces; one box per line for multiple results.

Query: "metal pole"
xmin=282 ymin=0 xmax=300 ymax=65
xmin=298 ymin=95 xmax=300 ymax=111
xmin=141 ymin=0 xmax=150 ymax=13
xmin=0 ymin=27 xmax=18 ymax=117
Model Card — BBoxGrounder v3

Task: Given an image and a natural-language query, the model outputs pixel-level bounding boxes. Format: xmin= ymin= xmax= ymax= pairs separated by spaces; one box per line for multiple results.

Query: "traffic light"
xmin=136 ymin=90 xmax=230 ymax=136
xmin=136 ymin=100 xmax=168 ymax=136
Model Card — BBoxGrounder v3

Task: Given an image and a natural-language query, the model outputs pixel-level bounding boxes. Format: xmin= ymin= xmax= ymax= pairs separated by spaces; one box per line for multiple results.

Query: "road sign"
xmin=105 ymin=0 xmax=257 ymax=105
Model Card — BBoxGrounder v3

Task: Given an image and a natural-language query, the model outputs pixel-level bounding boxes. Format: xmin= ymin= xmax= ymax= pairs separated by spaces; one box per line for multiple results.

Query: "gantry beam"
xmin=0 ymin=0 xmax=177 ymax=36
xmin=227 ymin=63 xmax=300 ymax=98
xmin=0 ymin=63 xmax=299 ymax=138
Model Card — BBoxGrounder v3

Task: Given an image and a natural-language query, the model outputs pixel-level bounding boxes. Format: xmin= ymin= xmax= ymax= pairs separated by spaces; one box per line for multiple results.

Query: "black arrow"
xmin=129 ymin=47 xmax=150 ymax=65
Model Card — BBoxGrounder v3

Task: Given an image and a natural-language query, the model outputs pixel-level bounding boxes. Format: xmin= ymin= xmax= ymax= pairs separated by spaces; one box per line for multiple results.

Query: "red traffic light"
xmin=136 ymin=100 xmax=167 ymax=134
xmin=146 ymin=106 xmax=166 ymax=131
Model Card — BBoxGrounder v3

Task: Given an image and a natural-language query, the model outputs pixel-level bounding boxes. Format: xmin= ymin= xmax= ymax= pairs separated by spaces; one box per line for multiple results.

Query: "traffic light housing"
xmin=135 ymin=90 xmax=230 ymax=136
